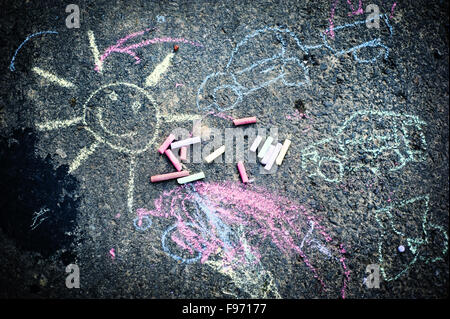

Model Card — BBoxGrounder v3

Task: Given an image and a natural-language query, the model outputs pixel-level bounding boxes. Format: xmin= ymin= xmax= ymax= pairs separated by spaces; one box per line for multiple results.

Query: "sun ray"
xmin=87 ymin=30 xmax=102 ymax=72
xmin=69 ymin=141 xmax=100 ymax=173
xmin=32 ymin=67 xmax=76 ymax=88
xmin=145 ymin=52 xmax=175 ymax=87
xmin=36 ymin=116 xmax=83 ymax=131
xmin=161 ymin=113 xmax=202 ymax=123
xmin=127 ymin=155 xmax=137 ymax=216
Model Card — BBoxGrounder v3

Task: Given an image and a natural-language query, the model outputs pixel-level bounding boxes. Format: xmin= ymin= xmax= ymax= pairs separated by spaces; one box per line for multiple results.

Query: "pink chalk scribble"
xmin=94 ymin=27 xmax=203 ymax=72
xmin=286 ymin=109 xmax=309 ymax=121
xmin=326 ymin=0 xmax=364 ymax=38
xmin=390 ymin=2 xmax=397 ymax=19
xmin=175 ymin=83 xmax=184 ymax=88
xmin=109 ymin=248 xmax=116 ymax=259
xmin=206 ymin=110 xmax=234 ymax=121
xmin=136 ymin=181 xmax=350 ymax=298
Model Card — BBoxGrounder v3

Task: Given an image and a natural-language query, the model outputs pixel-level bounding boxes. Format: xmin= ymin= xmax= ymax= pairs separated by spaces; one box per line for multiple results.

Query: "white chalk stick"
xmin=265 ymin=143 xmax=282 ymax=171
xmin=204 ymin=145 xmax=226 ymax=163
xmin=260 ymin=144 xmax=275 ymax=165
xmin=276 ymin=139 xmax=291 ymax=165
xmin=258 ymin=136 xmax=273 ymax=158
xmin=249 ymin=136 xmax=263 ymax=152
xmin=171 ymin=136 xmax=201 ymax=149
xmin=177 ymin=172 xmax=205 ymax=184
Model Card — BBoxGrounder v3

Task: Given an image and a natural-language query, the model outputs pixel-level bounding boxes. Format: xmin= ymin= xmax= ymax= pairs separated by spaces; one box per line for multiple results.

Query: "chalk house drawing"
xmin=374 ymin=195 xmax=448 ymax=281
xmin=197 ymin=14 xmax=392 ymax=112
xmin=34 ymin=30 xmax=201 ymax=216
xmin=300 ymin=110 xmax=427 ymax=183
xmin=136 ymin=182 xmax=351 ymax=298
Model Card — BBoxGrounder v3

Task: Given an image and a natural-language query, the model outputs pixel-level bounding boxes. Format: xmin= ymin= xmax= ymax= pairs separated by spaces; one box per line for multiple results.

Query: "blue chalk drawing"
xmin=374 ymin=195 xmax=448 ymax=281
xmin=321 ymin=13 xmax=393 ymax=63
xmin=133 ymin=215 xmax=152 ymax=231
xmin=197 ymin=26 xmax=310 ymax=112
xmin=9 ymin=31 xmax=59 ymax=71
xmin=156 ymin=15 xmax=165 ymax=23
xmin=197 ymin=14 xmax=393 ymax=112
xmin=160 ymin=185 xmax=239 ymax=264
xmin=162 ymin=223 xmax=203 ymax=264
xmin=301 ymin=110 xmax=427 ymax=183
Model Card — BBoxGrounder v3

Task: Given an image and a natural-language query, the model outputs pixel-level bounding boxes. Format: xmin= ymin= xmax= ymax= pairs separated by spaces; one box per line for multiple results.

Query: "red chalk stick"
xmin=151 ymin=170 xmax=189 ymax=183
xmin=233 ymin=117 xmax=257 ymax=126
xmin=237 ymin=161 xmax=249 ymax=183
xmin=158 ymin=134 xmax=176 ymax=154
xmin=164 ymin=149 xmax=182 ymax=171
xmin=179 ymin=146 xmax=187 ymax=161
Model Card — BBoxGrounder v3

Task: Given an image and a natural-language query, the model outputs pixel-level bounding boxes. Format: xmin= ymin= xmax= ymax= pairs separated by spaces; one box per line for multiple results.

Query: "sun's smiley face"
xmin=83 ymin=82 xmax=161 ymax=155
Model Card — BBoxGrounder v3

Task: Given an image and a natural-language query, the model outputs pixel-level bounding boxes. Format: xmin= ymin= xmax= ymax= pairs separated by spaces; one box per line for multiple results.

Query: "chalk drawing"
xmin=32 ymin=67 xmax=76 ymax=88
xmin=162 ymin=113 xmax=202 ymax=123
xmin=9 ymin=31 xmax=58 ymax=71
xmin=374 ymin=195 xmax=448 ymax=281
xmin=325 ymin=0 xmax=364 ymax=39
xmin=390 ymin=2 xmax=397 ymax=19
xmin=34 ymin=31 xmax=201 ymax=216
xmin=156 ymin=15 xmax=166 ymax=23
xmin=197 ymin=26 xmax=309 ymax=112
xmin=197 ymin=18 xmax=393 ymax=112
xmin=109 ymin=248 xmax=116 ymax=259
xmin=145 ymin=52 xmax=175 ymax=87
xmin=321 ymin=13 xmax=392 ymax=63
xmin=136 ymin=181 xmax=350 ymax=298
xmin=30 ymin=207 xmax=50 ymax=231
xmin=134 ymin=215 xmax=152 ymax=231
xmin=301 ymin=110 xmax=427 ymax=183
xmin=87 ymin=30 xmax=101 ymax=71
xmin=205 ymin=229 xmax=282 ymax=299
xmin=69 ymin=141 xmax=100 ymax=173
xmin=36 ymin=116 xmax=83 ymax=131
xmin=94 ymin=27 xmax=202 ymax=72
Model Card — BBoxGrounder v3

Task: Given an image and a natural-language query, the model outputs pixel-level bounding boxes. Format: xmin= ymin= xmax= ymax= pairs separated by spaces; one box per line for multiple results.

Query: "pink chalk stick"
xmin=237 ymin=161 xmax=249 ymax=183
xmin=158 ymin=134 xmax=176 ymax=154
xmin=165 ymin=149 xmax=182 ymax=172
xmin=151 ymin=170 xmax=189 ymax=183
xmin=233 ymin=117 xmax=257 ymax=126
xmin=179 ymin=146 xmax=187 ymax=161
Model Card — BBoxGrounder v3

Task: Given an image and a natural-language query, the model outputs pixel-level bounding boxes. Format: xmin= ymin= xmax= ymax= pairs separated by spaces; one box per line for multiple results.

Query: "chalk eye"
xmin=109 ymin=91 xmax=118 ymax=101
xmin=131 ymin=101 xmax=142 ymax=114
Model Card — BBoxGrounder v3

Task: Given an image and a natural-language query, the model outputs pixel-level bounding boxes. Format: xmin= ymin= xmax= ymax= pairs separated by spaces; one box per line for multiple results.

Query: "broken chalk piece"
xmin=177 ymin=172 xmax=205 ymax=184
xmin=164 ymin=149 xmax=182 ymax=171
xmin=151 ymin=170 xmax=189 ymax=183
xmin=158 ymin=133 xmax=176 ymax=154
xmin=171 ymin=136 xmax=201 ymax=149
xmin=276 ymin=139 xmax=291 ymax=165
xmin=179 ymin=146 xmax=187 ymax=161
xmin=233 ymin=116 xmax=257 ymax=126
xmin=204 ymin=145 xmax=226 ymax=163
xmin=258 ymin=136 xmax=273 ymax=158
xmin=237 ymin=161 xmax=249 ymax=183
xmin=249 ymin=135 xmax=263 ymax=152
xmin=260 ymin=144 xmax=275 ymax=165
xmin=265 ymin=143 xmax=283 ymax=171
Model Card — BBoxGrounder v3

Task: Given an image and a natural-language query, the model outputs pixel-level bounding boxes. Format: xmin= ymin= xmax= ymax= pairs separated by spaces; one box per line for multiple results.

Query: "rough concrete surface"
xmin=0 ymin=0 xmax=448 ymax=299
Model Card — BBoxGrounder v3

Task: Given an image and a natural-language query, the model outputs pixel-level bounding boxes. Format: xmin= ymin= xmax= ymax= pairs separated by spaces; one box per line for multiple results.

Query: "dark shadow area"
xmin=0 ymin=128 xmax=80 ymax=257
